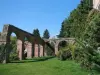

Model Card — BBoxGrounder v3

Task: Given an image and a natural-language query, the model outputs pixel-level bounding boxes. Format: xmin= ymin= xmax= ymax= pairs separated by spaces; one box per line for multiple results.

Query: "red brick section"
xmin=17 ymin=39 xmax=23 ymax=60
xmin=44 ymin=44 xmax=47 ymax=56
xmin=34 ymin=44 xmax=39 ymax=57
xmin=27 ymin=42 xmax=32 ymax=59
xmin=40 ymin=45 xmax=43 ymax=57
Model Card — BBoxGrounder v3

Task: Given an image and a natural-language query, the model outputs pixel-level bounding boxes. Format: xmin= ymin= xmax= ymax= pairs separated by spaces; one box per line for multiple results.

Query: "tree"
xmin=33 ymin=29 xmax=40 ymax=37
xmin=59 ymin=0 xmax=93 ymax=38
xmin=59 ymin=22 xmax=65 ymax=38
xmin=43 ymin=29 xmax=50 ymax=39
xmin=59 ymin=20 xmax=71 ymax=38
xmin=58 ymin=0 xmax=100 ymax=70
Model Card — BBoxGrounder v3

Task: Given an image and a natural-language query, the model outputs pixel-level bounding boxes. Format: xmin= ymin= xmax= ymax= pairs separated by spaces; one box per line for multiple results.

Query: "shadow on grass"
xmin=10 ymin=56 xmax=55 ymax=63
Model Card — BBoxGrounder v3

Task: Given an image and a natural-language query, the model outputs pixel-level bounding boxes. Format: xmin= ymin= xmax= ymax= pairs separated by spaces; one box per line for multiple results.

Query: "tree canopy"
xmin=58 ymin=0 xmax=93 ymax=38
xmin=43 ymin=29 xmax=50 ymax=39
xmin=58 ymin=0 xmax=100 ymax=70
xmin=33 ymin=29 xmax=40 ymax=37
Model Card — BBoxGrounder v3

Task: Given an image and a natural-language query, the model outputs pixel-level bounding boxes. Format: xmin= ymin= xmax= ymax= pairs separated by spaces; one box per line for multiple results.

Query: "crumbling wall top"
xmin=3 ymin=24 xmax=9 ymax=32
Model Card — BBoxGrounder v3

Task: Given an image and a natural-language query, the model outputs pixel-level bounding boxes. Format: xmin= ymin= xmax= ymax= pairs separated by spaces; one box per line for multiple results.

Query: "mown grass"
xmin=0 ymin=57 xmax=99 ymax=75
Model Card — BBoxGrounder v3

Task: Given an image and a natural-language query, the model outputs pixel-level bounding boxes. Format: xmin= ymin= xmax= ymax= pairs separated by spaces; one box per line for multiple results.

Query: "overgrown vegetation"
xmin=58 ymin=0 xmax=100 ymax=71
xmin=0 ymin=36 xmax=18 ymax=62
xmin=57 ymin=43 xmax=76 ymax=61
xmin=9 ymin=36 xmax=19 ymax=61
xmin=0 ymin=44 xmax=5 ymax=53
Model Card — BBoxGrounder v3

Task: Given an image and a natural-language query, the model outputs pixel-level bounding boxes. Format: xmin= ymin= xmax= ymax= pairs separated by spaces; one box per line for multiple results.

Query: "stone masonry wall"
xmin=93 ymin=0 xmax=100 ymax=10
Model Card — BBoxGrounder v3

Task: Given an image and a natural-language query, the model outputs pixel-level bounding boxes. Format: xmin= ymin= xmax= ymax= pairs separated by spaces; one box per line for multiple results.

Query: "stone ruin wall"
xmin=0 ymin=32 xmax=6 ymax=45
xmin=93 ymin=0 xmax=100 ymax=10
xmin=0 ymin=25 xmax=8 ymax=45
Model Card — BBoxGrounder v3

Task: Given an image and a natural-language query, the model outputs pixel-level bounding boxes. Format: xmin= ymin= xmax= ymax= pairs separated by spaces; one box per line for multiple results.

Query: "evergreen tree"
xmin=59 ymin=20 xmax=71 ymax=38
xmin=43 ymin=29 xmax=50 ymax=39
xmin=58 ymin=0 xmax=100 ymax=70
xmin=59 ymin=22 xmax=65 ymax=38
xmin=33 ymin=29 xmax=40 ymax=37
xmin=59 ymin=0 xmax=93 ymax=38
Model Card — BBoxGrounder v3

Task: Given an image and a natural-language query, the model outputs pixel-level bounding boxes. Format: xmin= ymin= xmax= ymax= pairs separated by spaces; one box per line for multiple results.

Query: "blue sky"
xmin=0 ymin=0 xmax=80 ymax=37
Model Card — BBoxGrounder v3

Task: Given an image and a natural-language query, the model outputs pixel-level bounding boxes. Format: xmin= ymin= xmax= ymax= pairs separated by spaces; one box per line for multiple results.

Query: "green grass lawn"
xmin=0 ymin=57 xmax=99 ymax=75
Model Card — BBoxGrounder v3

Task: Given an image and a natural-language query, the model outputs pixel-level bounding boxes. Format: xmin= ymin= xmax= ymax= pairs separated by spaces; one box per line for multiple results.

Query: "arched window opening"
xmin=24 ymin=37 xmax=29 ymax=59
xmin=57 ymin=41 xmax=72 ymax=60
xmin=9 ymin=32 xmax=18 ymax=61
xmin=49 ymin=42 xmax=55 ymax=56
xmin=58 ymin=41 xmax=67 ymax=51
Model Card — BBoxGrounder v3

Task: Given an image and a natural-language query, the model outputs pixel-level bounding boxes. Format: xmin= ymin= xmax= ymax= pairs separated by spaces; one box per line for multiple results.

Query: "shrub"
xmin=9 ymin=43 xmax=19 ymax=61
xmin=67 ymin=43 xmax=76 ymax=59
xmin=57 ymin=43 xmax=77 ymax=61
xmin=9 ymin=36 xmax=19 ymax=61
xmin=0 ymin=44 xmax=5 ymax=62
xmin=10 ymin=52 xmax=19 ymax=61
xmin=57 ymin=48 xmax=72 ymax=61
xmin=74 ymin=48 xmax=83 ymax=62
xmin=75 ymin=39 xmax=100 ymax=70
xmin=45 ymin=45 xmax=54 ymax=56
